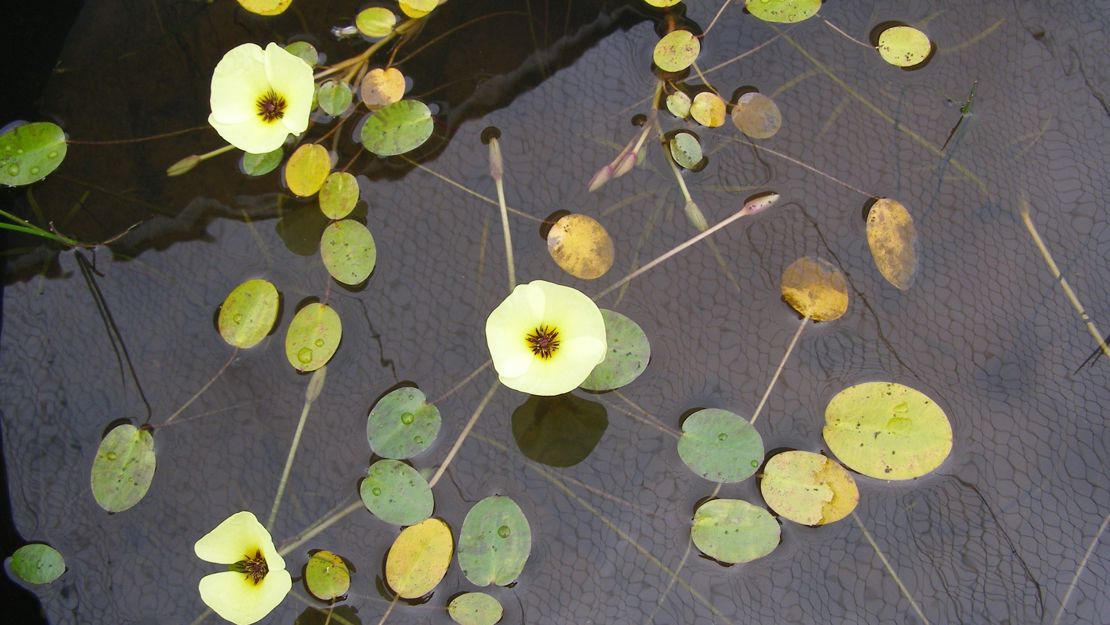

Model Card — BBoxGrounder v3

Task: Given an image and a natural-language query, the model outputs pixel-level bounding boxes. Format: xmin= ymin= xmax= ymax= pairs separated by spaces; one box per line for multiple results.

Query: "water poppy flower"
xmin=208 ymin=43 xmax=314 ymax=154
xmin=485 ymin=280 xmax=607 ymax=396
xmin=194 ymin=511 xmax=292 ymax=625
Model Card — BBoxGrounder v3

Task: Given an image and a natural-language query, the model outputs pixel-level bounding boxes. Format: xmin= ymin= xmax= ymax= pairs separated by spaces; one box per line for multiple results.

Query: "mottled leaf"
xmin=8 ymin=544 xmax=65 ymax=585
xmin=218 ymin=279 xmax=280 ymax=349
xmin=305 ymin=551 xmax=350 ymax=601
xmin=677 ymin=409 xmax=763 ymax=483
xmin=360 ymin=100 xmax=434 ymax=157
xmin=285 ymin=144 xmax=331 ymax=197
xmin=320 ymin=219 xmax=377 ymax=285
xmin=457 ymin=496 xmax=531 ymax=587
xmin=90 ymin=424 xmax=156 ymax=513
xmin=653 ymin=30 xmax=700 ymax=72
xmin=361 ymin=459 xmax=434 ymax=525
xmin=580 ymin=309 xmax=651 ymax=392
xmin=691 ymin=499 xmax=779 ymax=564
xmin=319 ymin=172 xmax=360 ymax=220
xmin=385 ymin=518 xmax=453 ymax=598
xmin=760 ymin=450 xmax=859 ymax=525
xmin=731 ymin=92 xmax=782 ymax=139
xmin=744 ymin=0 xmax=820 ymax=24
xmin=367 ymin=387 xmax=441 ymax=459
xmin=0 ymin=122 xmax=67 ymax=187
xmin=780 ymin=256 xmax=849 ymax=321
xmin=448 ymin=592 xmax=503 ymax=625
xmin=866 ymin=198 xmax=918 ymax=290
xmin=546 ymin=213 xmax=614 ymax=280
xmin=285 ymin=303 xmax=342 ymax=372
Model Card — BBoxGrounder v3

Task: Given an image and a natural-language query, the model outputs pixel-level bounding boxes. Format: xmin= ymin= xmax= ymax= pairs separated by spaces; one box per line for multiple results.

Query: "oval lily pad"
xmin=677 ymin=409 xmax=763 ymax=483
xmin=653 ymin=30 xmax=700 ymax=72
xmin=367 ymin=387 xmax=442 ymax=459
xmin=319 ymin=172 xmax=360 ymax=220
xmin=643 ymin=0 xmax=682 ymax=6
xmin=317 ymin=81 xmax=354 ymax=117
xmin=546 ymin=213 xmax=615 ymax=280
xmin=666 ymin=91 xmax=691 ymax=118
xmin=399 ymin=0 xmax=438 ymax=19
xmin=356 ymin=7 xmax=397 ymax=38
xmin=360 ymin=100 xmax=433 ymax=156
xmin=690 ymin=92 xmax=726 ymax=127
xmin=449 ymin=592 xmax=503 ymax=625
xmin=90 ymin=423 xmax=156 ymax=513
xmin=0 ymin=122 xmax=67 ymax=187
xmin=759 ymin=450 xmax=859 ymax=525
xmin=385 ymin=517 xmax=453 ymax=599
xmin=824 ymin=381 xmax=953 ymax=480
xmin=285 ymin=143 xmax=332 ymax=197
xmin=877 ymin=25 xmax=932 ymax=68
xmin=866 ymin=198 xmax=917 ymax=290
xmin=285 ymin=303 xmax=342 ymax=372
xmin=457 ymin=496 xmax=531 ymax=587
xmin=8 ymin=544 xmax=65 ymax=585
xmin=781 ymin=256 xmax=849 ymax=321
xmin=361 ymin=459 xmax=434 ymax=525
xmin=305 ymin=550 xmax=350 ymax=601
xmin=218 ymin=279 xmax=280 ymax=349
xmin=745 ymin=0 xmax=820 ymax=24
xmin=284 ymin=41 xmax=318 ymax=67
xmin=236 ymin=0 xmax=291 ymax=16
xmin=361 ymin=68 xmax=406 ymax=110
xmin=241 ymin=147 xmax=283 ymax=176
xmin=320 ymin=219 xmax=377 ymax=285
xmin=731 ymin=92 xmax=782 ymax=139
xmin=691 ymin=499 xmax=779 ymax=564
xmin=669 ymin=131 xmax=703 ymax=170
xmin=580 ymin=309 xmax=651 ymax=392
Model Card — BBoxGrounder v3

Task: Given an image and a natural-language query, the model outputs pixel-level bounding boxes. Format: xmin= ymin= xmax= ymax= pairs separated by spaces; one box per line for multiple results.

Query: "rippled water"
xmin=2 ymin=1 xmax=1107 ymax=624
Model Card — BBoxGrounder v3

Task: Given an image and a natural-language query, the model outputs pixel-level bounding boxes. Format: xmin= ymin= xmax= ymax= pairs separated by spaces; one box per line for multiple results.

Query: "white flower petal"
xmin=194 ymin=511 xmax=275 ymax=565
xmin=198 ymin=569 xmax=292 ymax=625
xmin=208 ymin=114 xmax=291 ymax=154
xmin=263 ymin=42 xmax=314 ymax=135
xmin=209 ymin=43 xmax=270 ymax=124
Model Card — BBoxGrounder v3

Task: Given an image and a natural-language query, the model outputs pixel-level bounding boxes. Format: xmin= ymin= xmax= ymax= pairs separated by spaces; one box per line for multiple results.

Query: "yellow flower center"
xmin=233 ymin=549 xmax=270 ymax=585
xmin=255 ymin=90 xmax=287 ymax=124
xmin=526 ymin=324 xmax=560 ymax=360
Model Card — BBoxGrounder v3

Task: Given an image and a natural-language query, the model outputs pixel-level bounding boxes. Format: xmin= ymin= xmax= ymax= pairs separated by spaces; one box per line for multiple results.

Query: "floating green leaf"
xmin=284 ymin=41 xmax=318 ymax=67
xmin=511 ymin=394 xmax=607 ymax=467
xmin=449 ymin=592 xmax=503 ymax=625
xmin=457 ymin=496 xmax=531 ymax=587
xmin=90 ymin=423 xmax=156 ymax=513
xmin=877 ymin=25 xmax=932 ymax=68
xmin=691 ymin=499 xmax=779 ymax=564
xmin=866 ymin=198 xmax=918 ymax=290
xmin=305 ymin=550 xmax=350 ymax=601
xmin=744 ymin=0 xmax=820 ymax=24
xmin=399 ymin=0 xmax=438 ymax=19
xmin=666 ymin=91 xmax=691 ymax=118
xmin=824 ymin=381 xmax=953 ymax=480
xmin=320 ymin=220 xmax=377 ymax=285
xmin=653 ymin=30 xmax=700 ymax=72
xmin=677 ymin=409 xmax=763 ymax=483
xmin=367 ymin=387 xmax=442 ymax=459
xmin=386 ymin=517 xmax=453 ymax=598
xmin=0 ymin=122 xmax=67 ymax=187
xmin=360 ymin=459 xmax=434 ymax=525
xmin=668 ymin=131 xmax=703 ymax=170
xmin=319 ymin=172 xmax=360 ymax=220
xmin=643 ymin=0 xmax=682 ymax=6
xmin=241 ymin=147 xmax=283 ymax=176
xmin=360 ymin=100 xmax=434 ymax=157
xmin=546 ymin=213 xmax=615 ymax=280
xmin=689 ymin=92 xmax=726 ymax=127
xmin=236 ymin=0 xmax=291 ymax=16
xmin=781 ymin=256 xmax=849 ymax=321
xmin=759 ymin=450 xmax=859 ymax=526
xmin=731 ymin=92 xmax=782 ymax=139
xmin=580 ymin=309 xmax=651 ymax=391
xmin=8 ymin=544 xmax=65 ymax=584
xmin=317 ymin=81 xmax=354 ymax=116
xmin=356 ymin=7 xmax=397 ymax=38
xmin=285 ymin=143 xmax=331 ymax=197
xmin=285 ymin=303 xmax=342 ymax=372
xmin=217 ymin=279 xmax=280 ymax=349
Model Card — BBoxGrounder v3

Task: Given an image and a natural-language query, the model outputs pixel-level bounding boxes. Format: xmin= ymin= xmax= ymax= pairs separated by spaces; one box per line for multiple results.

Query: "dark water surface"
xmin=2 ymin=1 xmax=1107 ymax=624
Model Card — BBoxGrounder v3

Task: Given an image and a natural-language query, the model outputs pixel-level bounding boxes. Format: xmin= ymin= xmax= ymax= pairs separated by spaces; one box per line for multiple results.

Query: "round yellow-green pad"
xmin=877 ymin=25 xmax=932 ymax=68
xmin=760 ymin=450 xmax=858 ymax=525
xmin=653 ymin=30 xmax=699 ymax=72
xmin=217 ymin=279 xmax=280 ymax=349
xmin=823 ymin=381 xmax=953 ymax=480
xmin=285 ymin=303 xmax=342 ymax=372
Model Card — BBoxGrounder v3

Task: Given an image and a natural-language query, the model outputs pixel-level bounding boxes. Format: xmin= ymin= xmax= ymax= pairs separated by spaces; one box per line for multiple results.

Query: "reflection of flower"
xmin=485 ymin=280 xmax=607 ymax=396
xmin=208 ymin=43 xmax=314 ymax=154
xmin=194 ymin=511 xmax=291 ymax=625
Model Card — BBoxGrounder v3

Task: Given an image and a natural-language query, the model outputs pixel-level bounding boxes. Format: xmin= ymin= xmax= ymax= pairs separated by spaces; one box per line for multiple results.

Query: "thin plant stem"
xmin=160 ymin=350 xmax=238 ymax=426
xmin=648 ymin=482 xmax=723 ymax=624
xmin=703 ymin=0 xmax=732 ymax=36
xmin=279 ymin=499 xmax=362 ymax=557
xmin=428 ymin=380 xmax=499 ymax=488
xmin=729 ymin=137 xmax=876 ymax=197
xmin=430 ymin=360 xmax=491 ymax=404
xmin=1019 ymin=196 xmax=1110 ymax=364
xmin=67 ymin=125 xmax=208 ymax=145
xmin=267 ymin=367 xmax=328 ymax=530
xmin=401 ymin=157 xmax=543 ymax=222
xmin=593 ymin=203 xmax=753 ymax=300
xmin=822 ymin=18 xmax=873 ymax=49
xmin=393 ymin=11 xmax=525 ymax=65
xmin=749 ymin=316 xmax=808 ymax=426
xmin=690 ymin=62 xmax=719 ymax=97
xmin=852 ymin=511 xmax=932 ymax=625
xmin=1051 ymin=512 xmax=1110 ymax=625
xmin=374 ymin=597 xmax=398 ymax=625
xmin=198 ymin=144 xmax=236 ymax=162
xmin=489 ymin=137 xmax=516 ymax=290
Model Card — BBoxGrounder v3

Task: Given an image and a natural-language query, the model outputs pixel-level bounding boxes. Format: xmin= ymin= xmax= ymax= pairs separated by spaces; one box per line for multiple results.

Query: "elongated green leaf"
xmin=457 ymin=496 xmax=531 ymax=587
xmin=218 ymin=279 xmax=280 ymax=349
xmin=285 ymin=303 xmax=342 ymax=372
xmin=320 ymin=220 xmax=377 ymax=285
xmin=449 ymin=592 xmax=503 ymax=625
xmin=8 ymin=544 xmax=65 ymax=584
xmin=90 ymin=423 xmax=156 ymax=513
xmin=319 ymin=172 xmax=360 ymax=220
xmin=0 ymin=122 xmax=67 ymax=187
xmin=386 ymin=518 xmax=453 ymax=598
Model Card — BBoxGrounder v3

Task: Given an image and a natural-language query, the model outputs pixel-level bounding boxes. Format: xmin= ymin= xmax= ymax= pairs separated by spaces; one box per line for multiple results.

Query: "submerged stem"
xmin=160 ymin=350 xmax=238 ymax=426
xmin=488 ymin=137 xmax=516 ymax=291
xmin=267 ymin=366 xmax=327 ymax=530
xmin=749 ymin=316 xmax=808 ymax=426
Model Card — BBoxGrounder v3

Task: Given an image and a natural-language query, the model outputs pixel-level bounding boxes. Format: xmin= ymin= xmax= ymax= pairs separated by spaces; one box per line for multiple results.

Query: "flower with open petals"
xmin=208 ymin=42 xmax=314 ymax=154
xmin=194 ymin=511 xmax=292 ymax=625
xmin=485 ymin=280 xmax=607 ymax=395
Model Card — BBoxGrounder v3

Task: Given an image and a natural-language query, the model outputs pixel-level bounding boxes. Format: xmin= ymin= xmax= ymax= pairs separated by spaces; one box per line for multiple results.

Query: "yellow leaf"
xmin=780 ymin=256 xmax=849 ymax=321
xmin=546 ymin=214 xmax=615 ymax=280
xmin=360 ymin=68 xmax=406 ymax=111
xmin=236 ymin=0 xmax=292 ymax=16
xmin=689 ymin=92 xmax=725 ymax=128
xmin=284 ymin=144 xmax=331 ymax=197
xmin=866 ymin=198 xmax=917 ymax=290
xmin=877 ymin=25 xmax=932 ymax=68
xmin=385 ymin=518 xmax=453 ymax=598
xmin=759 ymin=450 xmax=858 ymax=526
